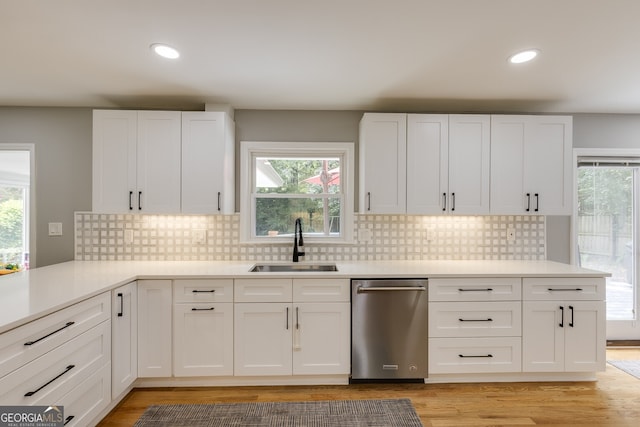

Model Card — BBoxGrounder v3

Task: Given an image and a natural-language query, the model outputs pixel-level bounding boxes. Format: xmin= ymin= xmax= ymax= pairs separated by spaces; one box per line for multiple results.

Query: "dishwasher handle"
xmin=357 ymin=286 xmax=427 ymax=293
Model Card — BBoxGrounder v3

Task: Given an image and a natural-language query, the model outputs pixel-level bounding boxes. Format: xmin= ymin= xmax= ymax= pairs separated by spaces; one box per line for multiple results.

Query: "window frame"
xmin=240 ymin=141 xmax=354 ymax=244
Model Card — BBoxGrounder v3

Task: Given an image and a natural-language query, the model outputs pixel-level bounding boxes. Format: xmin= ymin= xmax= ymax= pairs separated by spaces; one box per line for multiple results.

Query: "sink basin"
xmin=249 ymin=263 xmax=338 ymax=272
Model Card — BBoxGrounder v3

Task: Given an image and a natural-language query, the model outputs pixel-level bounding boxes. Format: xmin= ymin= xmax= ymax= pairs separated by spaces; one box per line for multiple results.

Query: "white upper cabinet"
xmin=93 ymin=110 xmax=235 ymax=214
xmin=490 ymin=115 xmax=572 ymax=215
xmin=181 ymin=112 xmax=235 ymax=214
xmin=407 ymin=114 xmax=490 ymax=214
xmin=93 ymin=110 xmax=181 ymax=213
xmin=359 ymin=113 xmax=407 ymax=213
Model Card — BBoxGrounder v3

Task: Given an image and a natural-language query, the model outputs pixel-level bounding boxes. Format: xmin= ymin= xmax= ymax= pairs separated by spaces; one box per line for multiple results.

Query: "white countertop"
xmin=0 ymin=260 xmax=608 ymax=334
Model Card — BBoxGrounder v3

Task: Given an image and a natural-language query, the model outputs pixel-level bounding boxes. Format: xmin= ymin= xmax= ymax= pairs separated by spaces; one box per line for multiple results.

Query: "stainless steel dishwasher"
xmin=351 ymin=278 xmax=428 ymax=381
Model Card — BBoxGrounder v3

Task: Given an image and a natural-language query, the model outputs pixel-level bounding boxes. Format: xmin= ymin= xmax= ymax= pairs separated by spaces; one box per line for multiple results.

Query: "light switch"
xmin=48 ymin=222 xmax=62 ymax=236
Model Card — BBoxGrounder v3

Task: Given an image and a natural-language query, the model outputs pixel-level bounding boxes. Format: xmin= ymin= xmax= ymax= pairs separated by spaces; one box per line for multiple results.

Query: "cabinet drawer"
xmin=59 ymin=362 xmax=111 ymax=427
xmin=523 ymin=278 xmax=605 ymax=301
xmin=293 ymin=279 xmax=350 ymax=302
xmin=0 ymin=292 xmax=110 ymax=378
xmin=174 ymin=279 xmax=233 ymax=303
xmin=429 ymin=302 xmax=521 ymax=338
xmin=234 ymin=279 xmax=293 ymax=302
xmin=429 ymin=278 xmax=521 ymax=301
xmin=429 ymin=337 xmax=522 ymax=374
xmin=0 ymin=320 xmax=110 ymax=405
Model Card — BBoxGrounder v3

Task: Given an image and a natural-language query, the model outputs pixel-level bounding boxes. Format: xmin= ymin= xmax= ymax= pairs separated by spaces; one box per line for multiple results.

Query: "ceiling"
xmin=3 ymin=0 xmax=640 ymax=114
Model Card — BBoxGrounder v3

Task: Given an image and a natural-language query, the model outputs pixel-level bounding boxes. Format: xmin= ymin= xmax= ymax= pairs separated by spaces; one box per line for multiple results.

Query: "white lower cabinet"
xmin=234 ymin=279 xmax=350 ymax=377
xmin=173 ymin=303 xmax=234 ymax=376
xmin=137 ymin=280 xmax=172 ymax=377
xmin=523 ymin=300 xmax=606 ymax=372
xmin=522 ymin=278 xmax=606 ymax=373
xmin=428 ymin=278 xmax=522 ymax=375
xmin=59 ymin=362 xmax=111 ymax=426
xmin=111 ymin=281 xmax=137 ymax=398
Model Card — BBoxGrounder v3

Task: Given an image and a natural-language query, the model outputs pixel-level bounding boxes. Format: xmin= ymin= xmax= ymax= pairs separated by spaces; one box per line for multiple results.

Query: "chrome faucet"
xmin=292 ymin=218 xmax=305 ymax=262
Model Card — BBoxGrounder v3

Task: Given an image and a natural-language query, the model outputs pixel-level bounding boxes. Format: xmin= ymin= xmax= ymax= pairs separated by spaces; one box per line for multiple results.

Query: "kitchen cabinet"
xmin=522 ymin=278 xmax=606 ymax=372
xmin=233 ymin=278 xmax=350 ymax=376
xmin=111 ymin=281 xmax=137 ymax=398
xmin=490 ymin=115 xmax=572 ymax=214
xmin=407 ymin=114 xmax=490 ymax=214
xmin=181 ymin=111 xmax=235 ymax=214
xmin=137 ymin=280 xmax=172 ymax=377
xmin=92 ymin=110 xmax=182 ymax=213
xmin=173 ymin=279 xmax=234 ymax=376
xmin=429 ymin=278 xmax=522 ymax=374
xmin=359 ymin=113 xmax=407 ymax=213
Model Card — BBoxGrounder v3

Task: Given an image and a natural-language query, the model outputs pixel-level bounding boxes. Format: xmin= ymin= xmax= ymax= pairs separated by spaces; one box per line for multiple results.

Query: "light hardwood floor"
xmin=98 ymin=348 xmax=640 ymax=426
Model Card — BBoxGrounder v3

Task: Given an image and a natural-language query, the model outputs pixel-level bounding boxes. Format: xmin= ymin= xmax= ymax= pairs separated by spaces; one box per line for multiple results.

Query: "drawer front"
xmin=59 ymin=362 xmax=111 ymax=427
xmin=0 ymin=292 xmax=111 ymax=378
xmin=429 ymin=337 xmax=522 ymax=374
xmin=523 ymin=278 xmax=605 ymax=301
xmin=234 ymin=279 xmax=293 ymax=302
xmin=0 ymin=320 xmax=111 ymax=406
xmin=429 ymin=302 xmax=521 ymax=338
xmin=174 ymin=279 xmax=234 ymax=303
xmin=429 ymin=278 xmax=521 ymax=302
xmin=293 ymin=279 xmax=350 ymax=302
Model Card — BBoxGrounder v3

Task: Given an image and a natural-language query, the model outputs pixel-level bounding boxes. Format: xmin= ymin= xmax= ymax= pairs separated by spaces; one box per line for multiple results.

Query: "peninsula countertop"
xmin=0 ymin=260 xmax=608 ymax=334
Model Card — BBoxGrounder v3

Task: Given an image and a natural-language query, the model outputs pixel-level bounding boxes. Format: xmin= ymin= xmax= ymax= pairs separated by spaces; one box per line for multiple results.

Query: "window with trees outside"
xmin=240 ymin=141 xmax=354 ymax=243
xmin=0 ymin=148 xmax=31 ymax=270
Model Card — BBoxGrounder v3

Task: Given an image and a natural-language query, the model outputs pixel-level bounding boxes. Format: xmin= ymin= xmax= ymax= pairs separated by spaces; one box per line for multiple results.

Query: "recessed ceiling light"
xmin=508 ymin=49 xmax=540 ymax=64
xmin=150 ymin=43 xmax=180 ymax=59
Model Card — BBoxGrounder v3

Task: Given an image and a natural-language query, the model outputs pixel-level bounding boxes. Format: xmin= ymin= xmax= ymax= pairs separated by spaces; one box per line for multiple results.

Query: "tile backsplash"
xmin=74 ymin=213 xmax=546 ymax=261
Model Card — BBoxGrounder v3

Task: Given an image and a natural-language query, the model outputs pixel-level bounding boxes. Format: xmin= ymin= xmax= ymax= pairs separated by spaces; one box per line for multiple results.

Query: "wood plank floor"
xmin=98 ymin=348 xmax=640 ymax=426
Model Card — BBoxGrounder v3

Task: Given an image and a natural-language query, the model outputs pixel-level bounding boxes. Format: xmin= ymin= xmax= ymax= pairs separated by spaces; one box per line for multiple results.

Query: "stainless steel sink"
xmin=249 ymin=263 xmax=338 ymax=272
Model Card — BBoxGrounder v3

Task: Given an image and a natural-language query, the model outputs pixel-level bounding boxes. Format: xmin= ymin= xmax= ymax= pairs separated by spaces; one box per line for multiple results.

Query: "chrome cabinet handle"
xmin=191 ymin=307 xmax=215 ymax=311
xmin=451 ymin=192 xmax=455 ymax=211
xmin=526 ymin=193 xmax=531 ymax=212
xmin=192 ymin=289 xmax=216 ymax=293
xmin=569 ymin=305 xmax=574 ymax=327
xmin=458 ymin=318 xmax=493 ymax=322
xmin=459 ymin=354 xmax=493 ymax=358
xmin=217 ymin=192 xmax=221 ymax=211
xmin=24 ymin=321 xmax=75 ymax=346
xmin=548 ymin=288 xmax=583 ymax=292
xmin=129 ymin=191 xmax=133 ymax=210
xmin=534 ymin=193 xmax=539 ymax=212
xmin=138 ymin=191 xmax=142 ymax=210
xmin=367 ymin=192 xmax=371 ymax=211
xmin=559 ymin=306 xmax=564 ymax=327
xmin=458 ymin=288 xmax=493 ymax=292
xmin=24 ymin=365 xmax=75 ymax=396
xmin=296 ymin=307 xmax=300 ymax=330
xmin=442 ymin=193 xmax=447 ymax=211
xmin=286 ymin=307 xmax=289 ymax=330
xmin=357 ymin=286 xmax=426 ymax=292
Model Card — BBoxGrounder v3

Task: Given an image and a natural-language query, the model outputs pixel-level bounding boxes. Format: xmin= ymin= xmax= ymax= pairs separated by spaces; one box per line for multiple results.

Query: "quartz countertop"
xmin=0 ymin=260 xmax=608 ymax=334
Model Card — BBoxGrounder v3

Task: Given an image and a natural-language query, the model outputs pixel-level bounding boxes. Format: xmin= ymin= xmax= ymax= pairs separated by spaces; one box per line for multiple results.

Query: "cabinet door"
xmin=137 ymin=111 xmax=182 ymax=213
xmin=234 ymin=303 xmax=292 ymax=376
xmin=407 ymin=114 xmax=448 ymax=214
xmin=448 ymin=115 xmax=490 ymax=214
xmin=173 ymin=303 xmax=233 ymax=376
xmin=292 ymin=303 xmax=350 ymax=375
xmin=92 ymin=110 xmax=137 ymax=213
xmin=181 ymin=112 xmax=235 ymax=214
xmin=523 ymin=116 xmax=572 ymax=215
xmin=564 ymin=301 xmax=606 ymax=372
xmin=137 ymin=280 xmax=172 ymax=377
xmin=522 ymin=301 xmax=564 ymax=372
xmin=359 ymin=113 xmax=407 ymax=213
xmin=490 ymin=115 xmax=527 ymax=214
xmin=111 ymin=282 xmax=137 ymax=398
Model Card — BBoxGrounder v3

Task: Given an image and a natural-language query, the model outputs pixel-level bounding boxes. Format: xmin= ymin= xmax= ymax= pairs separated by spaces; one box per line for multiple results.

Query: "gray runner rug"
xmin=133 ymin=398 xmax=423 ymax=426
xmin=608 ymin=360 xmax=640 ymax=379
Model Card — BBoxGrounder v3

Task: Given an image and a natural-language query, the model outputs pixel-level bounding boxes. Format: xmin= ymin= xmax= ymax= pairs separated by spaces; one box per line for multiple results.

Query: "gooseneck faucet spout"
xmin=292 ymin=218 xmax=305 ymax=262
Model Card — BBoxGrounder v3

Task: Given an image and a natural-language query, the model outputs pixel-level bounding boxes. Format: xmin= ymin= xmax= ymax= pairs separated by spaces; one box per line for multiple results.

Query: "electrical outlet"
xmin=192 ymin=229 xmax=207 ymax=245
xmin=48 ymin=222 xmax=62 ymax=236
xmin=124 ymin=229 xmax=134 ymax=245
xmin=506 ymin=227 xmax=516 ymax=242
xmin=358 ymin=228 xmax=373 ymax=243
